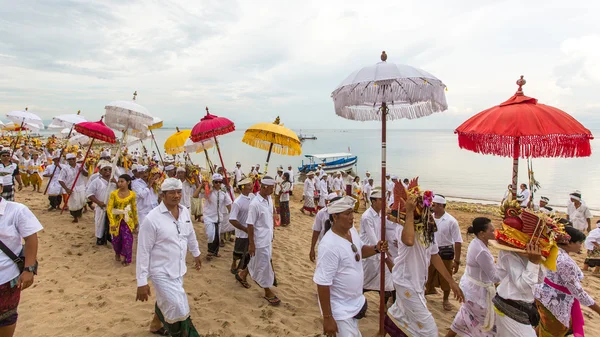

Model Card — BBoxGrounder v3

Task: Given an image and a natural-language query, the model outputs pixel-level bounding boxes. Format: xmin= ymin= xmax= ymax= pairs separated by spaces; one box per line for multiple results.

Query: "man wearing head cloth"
xmin=164 ymin=165 xmax=176 ymax=178
xmin=332 ymin=171 xmax=344 ymax=197
xmin=301 ymin=171 xmax=317 ymax=216
xmin=309 ymin=193 xmax=341 ymax=262
xmin=425 ymin=194 xmax=463 ymax=311
xmin=233 ymin=162 xmax=242 ymax=189
xmin=195 ymin=173 xmax=232 ymax=259
xmin=0 ymin=148 xmax=23 ymax=201
xmin=246 ymin=176 xmax=281 ymax=305
xmin=359 ymin=190 xmax=396 ymax=301
xmin=27 ymin=151 xmax=43 ymax=192
xmin=535 ymin=196 xmax=553 ymax=215
xmin=313 ymin=196 xmax=388 ymax=337
xmin=42 ymin=154 xmax=65 ymax=210
xmin=136 ymin=178 xmax=202 ymax=337
xmin=286 ymin=165 xmax=294 ymax=196
xmin=567 ymin=191 xmax=592 ymax=232
xmin=176 ymin=167 xmax=197 ymax=210
xmin=229 ymin=177 xmax=256 ymax=287
xmin=317 ymin=173 xmax=330 ymax=210
xmin=86 ymin=161 xmax=117 ymax=245
xmin=131 ymin=165 xmax=160 ymax=226
xmin=58 ymin=153 xmax=89 ymax=222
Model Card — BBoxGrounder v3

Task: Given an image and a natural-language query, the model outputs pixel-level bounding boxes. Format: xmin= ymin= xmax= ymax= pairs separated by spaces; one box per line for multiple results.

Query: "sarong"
xmin=233 ymin=238 xmax=250 ymax=270
xmin=248 ymin=245 xmax=274 ymax=288
xmin=219 ymin=214 xmax=234 ymax=234
xmin=0 ymin=279 xmax=20 ymax=327
xmin=335 ymin=317 xmax=363 ymax=337
xmin=29 ymin=172 xmax=42 ymax=187
xmin=537 ymin=278 xmax=585 ymax=337
xmin=155 ymin=303 xmax=200 ymax=337
xmin=426 ymin=258 xmax=452 ymax=292
xmin=385 ymin=284 xmax=438 ymax=337
xmin=303 ymin=196 xmax=316 ymax=213
xmin=112 ymin=220 xmax=134 ymax=263
xmin=279 ymin=201 xmax=290 ymax=225
xmin=48 ymin=195 xmax=62 ymax=209
xmin=585 ymin=247 xmax=600 ymax=267
xmin=274 ymin=193 xmax=280 ymax=208
xmin=68 ymin=189 xmax=86 ymax=217
xmin=205 ymin=222 xmax=220 ymax=255
xmin=451 ymin=301 xmax=495 ymax=337
xmin=151 ymin=274 xmax=200 ymax=337
xmin=536 ymin=299 xmax=569 ymax=337
xmin=191 ymin=197 xmax=202 ymax=217
xmin=352 ymin=196 xmax=360 ymax=212
xmin=494 ymin=310 xmax=537 ymax=337
xmin=20 ymin=173 xmax=30 ymax=187
xmin=1 ymin=185 xmax=15 ymax=201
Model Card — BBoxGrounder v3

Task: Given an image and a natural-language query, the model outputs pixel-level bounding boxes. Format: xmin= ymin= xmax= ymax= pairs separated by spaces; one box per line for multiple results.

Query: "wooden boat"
xmin=298 ymin=152 xmax=357 ymax=173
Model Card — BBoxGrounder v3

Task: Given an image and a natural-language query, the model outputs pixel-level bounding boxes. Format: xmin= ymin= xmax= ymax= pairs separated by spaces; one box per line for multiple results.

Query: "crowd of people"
xmin=1 ymin=138 xmax=600 ymax=337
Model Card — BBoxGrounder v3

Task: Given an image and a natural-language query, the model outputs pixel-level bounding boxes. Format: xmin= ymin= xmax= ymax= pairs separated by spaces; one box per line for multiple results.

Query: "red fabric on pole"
xmin=455 ymin=93 xmax=593 ymax=159
xmin=74 ymin=119 xmax=116 ymax=144
xmin=190 ymin=108 xmax=235 ymax=143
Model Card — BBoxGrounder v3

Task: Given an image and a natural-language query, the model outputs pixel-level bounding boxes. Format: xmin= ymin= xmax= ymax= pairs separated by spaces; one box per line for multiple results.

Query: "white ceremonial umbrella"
xmin=68 ymin=134 xmax=91 ymax=147
xmin=6 ymin=108 xmax=44 ymax=129
xmin=105 ymin=91 xmax=154 ymax=131
xmin=331 ymin=51 xmax=448 ymax=335
xmin=48 ymin=113 xmax=87 ymax=129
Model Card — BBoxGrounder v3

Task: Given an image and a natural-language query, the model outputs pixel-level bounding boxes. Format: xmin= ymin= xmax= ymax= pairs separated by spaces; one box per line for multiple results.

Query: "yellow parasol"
xmin=242 ymin=116 xmax=302 ymax=174
xmin=164 ymin=127 xmax=191 ymax=155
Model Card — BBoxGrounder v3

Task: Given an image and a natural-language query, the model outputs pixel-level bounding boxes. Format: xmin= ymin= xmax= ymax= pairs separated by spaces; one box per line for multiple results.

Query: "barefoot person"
xmin=42 ymin=155 xmax=64 ymax=211
xmin=385 ymin=193 xmax=465 ymax=337
xmin=195 ymin=173 xmax=232 ymax=259
xmin=301 ymin=171 xmax=317 ymax=216
xmin=58 ymin=153 xmax=88 ymax=223
xmin=0 ymin=149 xmax=23 ymax=202
xmin=0 ymin=188 xmax=42 ymax=337
xmin=86 ymin=161 xmax=117 ymax=246
xmin=136 ymin=178 xmax=202 ymax=337
xmin=229 ymin=178 xmax=255 ymax=284
xmin=245 ymin=176 xmax=281 ymax=306
xmin=425 ymin=194 xmax=463 ymax=311
xmin=313 ymin=196 xmax=389 ymax=337
xmin=107 ymin=174 xmax=138 ymax=266
xmin=446 ymin=217 xmax=500 ymax=337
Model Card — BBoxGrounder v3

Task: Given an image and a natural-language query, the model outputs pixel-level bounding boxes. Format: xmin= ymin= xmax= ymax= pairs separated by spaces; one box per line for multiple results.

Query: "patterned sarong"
xmin=0 ymin=279 xmax=20 ymax=327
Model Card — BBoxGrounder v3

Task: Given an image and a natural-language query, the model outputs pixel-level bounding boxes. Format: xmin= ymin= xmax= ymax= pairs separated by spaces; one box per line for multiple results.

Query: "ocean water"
xmin=44 ymin=128 xmax=600 ymax=211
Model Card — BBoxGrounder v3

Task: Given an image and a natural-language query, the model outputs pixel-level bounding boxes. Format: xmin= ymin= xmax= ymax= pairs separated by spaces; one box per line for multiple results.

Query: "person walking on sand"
xmin=86 ymin=161 xmax=117 ymax=246
xmin=313 ymin=196 xmax=389 ymax=337
xmin=195 ymin=173 xmax=232 ymax=259
xmin=240 ymin=176 xmax=281 ymax=306
xmin=0 ymin=186 xmax=43 ymax=337
xmin=229 ymin=178 xmax=255 ymax=287
xmin=58 ymin=153 xmax=88 ymax=223
xmin=566 ymin=191 xmax=592 ymax=232
xmin=136 ymin=177 xmax=202 ymax=337
xmin=42 ymin=155 xmax=64 ymax=211
xmin=107 ymin=174 xmax=138 ymax=266
xmin=583 ymin=220 xmax=600 ymax=274
xmin=278 ymin=172 xmax=292 ymax=226
xmin=0 ymin=149 xmax=23 ymax=202
xmin=301 ymin=171 xmax=317 ymax=216
xmin=425 ymin=194 xmax=463 ymax=311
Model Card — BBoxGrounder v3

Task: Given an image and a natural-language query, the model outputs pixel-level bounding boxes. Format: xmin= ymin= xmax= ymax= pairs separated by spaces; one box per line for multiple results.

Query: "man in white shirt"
xmin=425 ymin=194 xmax=463 ymax=311
xmin=384 ymin=173 xmax=393 ymax=205
xmin=286 ymin=165 xmax=294 ymax=195
xmin=317 ymin=174 xmax=329 ymax=210
xmin=535 ymin=196 xmax=553 ymax=214
xmin=246 ymin=176 xmax=280 ymax=305
xmin=233 ymin=162 xmax=242 ymax=188
xmin=363 ymin=179 xmax=374 ymax=207
xmin=274 ymin=167 xmax=284 ymax=212
xmin=0 ymin=149 xmax=23 ymax=201
xmin=517 ymin=183 xmax=530 ymax=208
xmin=309 ymin=193 xmax=340 ymax=262
xmin=386 ymin=195 xmax=464 ymax=337
xmin=135 ymin=178 xmax=202 ymax=337
xmin=362 ymin=171 xmax=371 ymax=190
xmin=229 ymin=178 xmax=255 ymax=287
xmin=86 ymin=161 xmax=116 ymax=246
xmin=198 ymin=173 xmax=232 ymax=259
xmin=58 ymin=153 xmax=88 ymax=223
xmin=176 ymin=167 xmax=197 ymax=210
xmin=43 ymin=155 xmax=64 ymax=210
xmin=313 ymin=196 xmax=388 ymax=337
xmin=567 ymin=191 xmax=592 ymax=232
xmin=131 ymin=165 xmax=159 ymax=226
xmin=27 ymin=152 xmax=43 ymax=193
xmin=301 ymin=171 xmax=317 ymax=216
xmin=332 ymin=172 xmax=344 ymax=196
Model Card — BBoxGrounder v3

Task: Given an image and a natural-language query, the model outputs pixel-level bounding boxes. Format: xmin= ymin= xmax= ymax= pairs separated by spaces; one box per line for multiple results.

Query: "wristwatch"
xmin=373 ymin=245 xmax=381 ymax=254
xmin=23 ymin=265 xmax=37 ymax=274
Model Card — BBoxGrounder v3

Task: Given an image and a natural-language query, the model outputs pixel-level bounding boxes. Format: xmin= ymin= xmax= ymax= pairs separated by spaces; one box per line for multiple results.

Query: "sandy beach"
xmin=13 ymin=185 xmax=600 ymax=337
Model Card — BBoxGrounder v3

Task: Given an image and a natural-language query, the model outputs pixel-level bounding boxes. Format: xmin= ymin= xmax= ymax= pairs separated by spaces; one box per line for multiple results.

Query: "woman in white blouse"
xmin=534 ymin=226 xmax=600 ymax=336
xmin=446 ymin=217 xmax=500 ymax=337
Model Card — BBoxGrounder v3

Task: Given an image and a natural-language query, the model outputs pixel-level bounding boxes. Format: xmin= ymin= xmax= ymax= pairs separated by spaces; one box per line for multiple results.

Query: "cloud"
xmin=0 ymin=0 xmax=599 ymax=130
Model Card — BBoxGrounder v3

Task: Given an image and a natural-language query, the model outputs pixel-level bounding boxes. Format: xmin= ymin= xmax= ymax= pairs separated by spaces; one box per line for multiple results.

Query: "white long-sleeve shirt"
xmin=131 ymin=178 xmax=156 ymax=216
xmin=460 ymin=237 xmax=502 ymax=309
xmin=136 ymin=202 xmax=201 ymax=287
xmin=303 ymin=178 xmax=315 ymax=197
xmin=496 ymin=250 xmax=545 ymax=303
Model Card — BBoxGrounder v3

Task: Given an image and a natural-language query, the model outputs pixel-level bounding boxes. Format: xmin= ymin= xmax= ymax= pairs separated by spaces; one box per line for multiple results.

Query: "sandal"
xmin=230 ymin=268 xmax=238 ymax=275
xmin=150 ymin=327 xmax=170 ymax=336
xmin=264 ymin=295 xmax=281 ymax=306
xmin=235 ymin=273 xmax=251 ymax=289
xmin=443 ymin=302 xmax=455 ymax=311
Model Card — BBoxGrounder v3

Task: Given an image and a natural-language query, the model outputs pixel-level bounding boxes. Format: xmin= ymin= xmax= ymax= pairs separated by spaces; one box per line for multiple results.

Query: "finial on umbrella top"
xmin=133 ymin=91 xmax=138 ymax=101
xmin=206 ymin=106 xmax=210 ymax=115
xmin=516 ymin=75 xmax=526 ymax=95
xmin=77 ymin=110 xmax=81 ymax=115
xmin=176 ymin=126 xmax=180 ymax=132
xmin=273 ymin=116 xmax=280 ymax=125
xmin=381 ymin=51 xmax=387 ymax=62
xmin=25 ymin=107 xmax=28 ymax=111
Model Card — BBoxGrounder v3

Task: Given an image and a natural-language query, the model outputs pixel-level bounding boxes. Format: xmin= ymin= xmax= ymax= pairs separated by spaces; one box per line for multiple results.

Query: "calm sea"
xmin=42 ymin=128 xmax=600 ymax=212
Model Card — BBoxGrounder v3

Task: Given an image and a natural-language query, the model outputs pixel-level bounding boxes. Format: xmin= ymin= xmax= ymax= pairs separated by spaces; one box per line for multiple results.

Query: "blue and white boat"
xmin=298 ymin=152 xmax=358 ymax=173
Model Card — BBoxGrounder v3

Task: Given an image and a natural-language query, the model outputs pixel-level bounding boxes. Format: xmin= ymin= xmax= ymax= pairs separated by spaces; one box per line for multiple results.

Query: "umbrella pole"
xmin=511 ymin=137 xmax=520 ymax=199
xmin=213 ymin=134 xmax=233 ymax=200
xmin=44 ymin=124 xmax=77 ymax=195
xmin=378 ymin=103 xmax=387 ymax=336
xmin=150 ymin=130 xmax=164 ymax=166
xmin=264 ymin=143 xmax=274 ymax=175
xmin=9 ymin=121 xmax=25 ymax=157
xmin=61 ymin=138 xmax=94 ymax=214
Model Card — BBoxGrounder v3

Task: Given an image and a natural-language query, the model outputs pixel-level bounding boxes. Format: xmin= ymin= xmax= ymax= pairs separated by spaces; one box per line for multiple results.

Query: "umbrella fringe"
xmin=242 ymin=132 xmax=302 ymax=156
xmin=332 ymin=80 xmax=447 ymax=121
xmin=457 ymin=133 xmax=592 ymax=158
xmin=191 ymin=124 xmax=235 ymax=142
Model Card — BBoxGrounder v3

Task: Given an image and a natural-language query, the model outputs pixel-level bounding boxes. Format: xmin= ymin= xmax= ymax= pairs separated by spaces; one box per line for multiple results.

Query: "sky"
xmin=1 ymin=0 xmax=599 ymax=130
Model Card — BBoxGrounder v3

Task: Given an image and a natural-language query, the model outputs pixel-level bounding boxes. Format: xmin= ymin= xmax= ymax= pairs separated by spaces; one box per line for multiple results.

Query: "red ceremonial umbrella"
xmin=190 ymin=107 xmax=235 ymax=199
xmin=455 ymin=76 xmax=593 ymax=197
xmin=62 ymin=118 xmax=116 ymax=213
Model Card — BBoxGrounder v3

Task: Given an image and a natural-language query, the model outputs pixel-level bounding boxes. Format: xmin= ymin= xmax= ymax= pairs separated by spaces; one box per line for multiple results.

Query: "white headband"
xmin=161 ymin=177 xmax=183 ymax=192
xmin=432 ymin=195 xmax=446 ymax=205
xmin=327 ymin=196 xmax=356 ymax=215
xmin=570 ymin=195 xmax=581 ymax=202
xmin=261 ymin=177 xmax=276 ymax=186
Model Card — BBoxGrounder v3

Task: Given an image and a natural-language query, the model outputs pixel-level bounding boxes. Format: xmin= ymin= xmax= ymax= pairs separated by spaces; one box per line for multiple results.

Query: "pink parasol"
xmin=190 ymin=107 xmax=235 ymax=198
